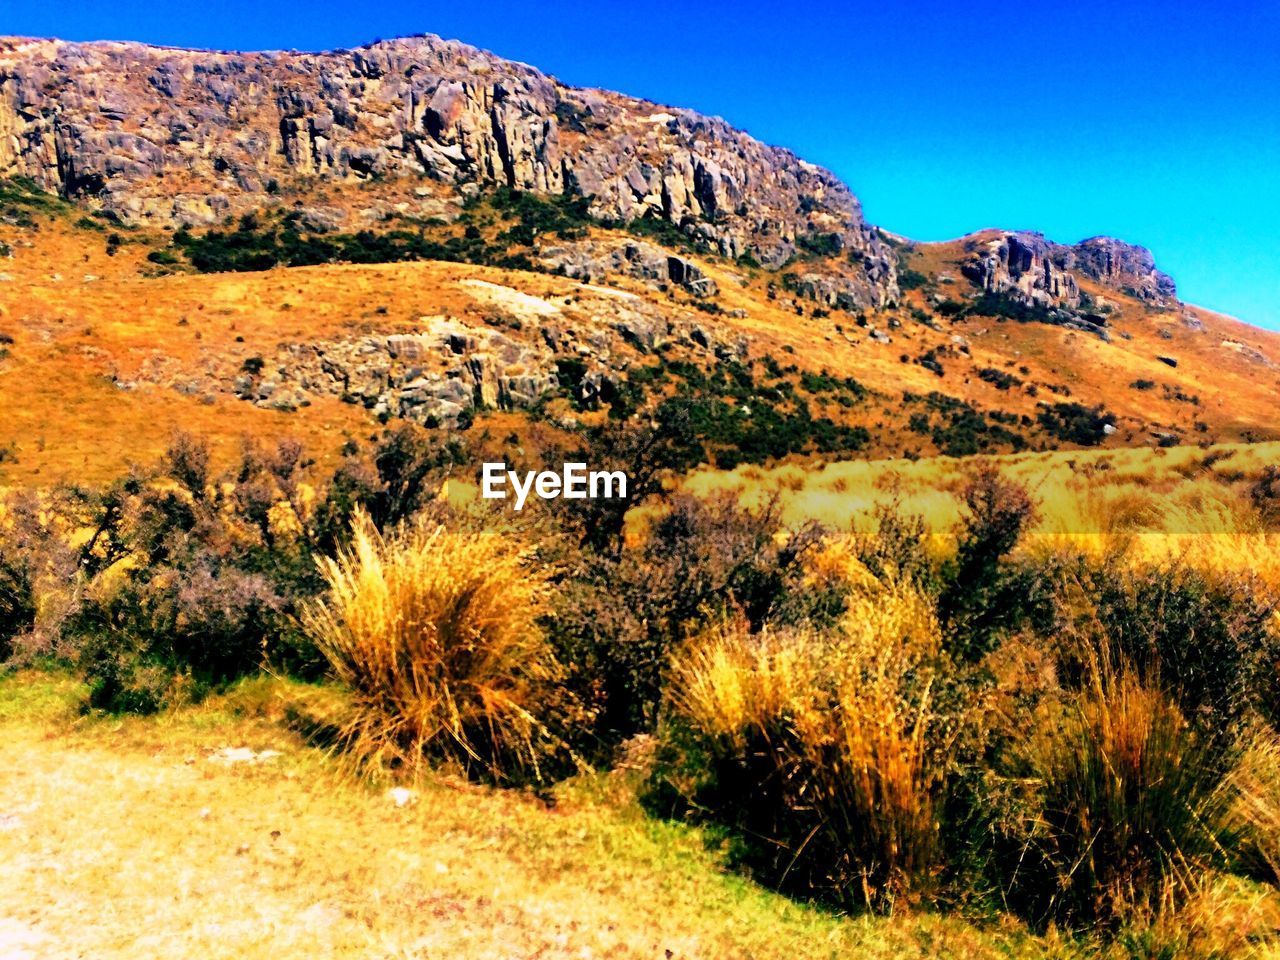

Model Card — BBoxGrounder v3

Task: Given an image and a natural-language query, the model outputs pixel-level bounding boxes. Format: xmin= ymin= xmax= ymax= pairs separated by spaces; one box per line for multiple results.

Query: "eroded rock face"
xmin=961 ymin=231 xmax=1176 ymax=312
xmin=961 ymin=233 xmax=1081 ymax=309
xmin=0 ymin=34 xmax=896 ymax=306
xmin=1072 ymin=237 xmax=1177 ymax=305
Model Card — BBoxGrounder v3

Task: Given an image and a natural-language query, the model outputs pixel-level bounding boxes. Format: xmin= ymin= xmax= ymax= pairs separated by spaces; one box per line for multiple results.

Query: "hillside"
xmin=5 ymin=31 xmax=1280 ymax=960
xmin=1 ymin=33 xmax=1278 ymax=483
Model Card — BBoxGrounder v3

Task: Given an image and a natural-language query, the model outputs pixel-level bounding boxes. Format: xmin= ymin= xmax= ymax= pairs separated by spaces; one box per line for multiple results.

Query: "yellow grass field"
xmin=684 ymin=440 xmax=1280 ymax=586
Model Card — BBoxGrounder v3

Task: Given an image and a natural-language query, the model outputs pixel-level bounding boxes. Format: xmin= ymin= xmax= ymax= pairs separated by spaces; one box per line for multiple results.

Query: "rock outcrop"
xmin=0 ymin=34 xmax=897 ymax=306
xmin=961 ymin=233 xmax=1081 ymax=309
xmin=1072 ymin=236 xmax=1177 ymax=305
xmin=538 ymin=238 xmax=718 ymax=297
xmin=227 ymin=293 xmax=748 ymax=425
xmin=961 ymin=231 xmax=1176 ymax=313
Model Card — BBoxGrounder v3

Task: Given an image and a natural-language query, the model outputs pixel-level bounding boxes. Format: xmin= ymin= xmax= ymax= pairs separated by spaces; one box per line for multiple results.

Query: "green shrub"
xmin=1037 ymin=402 xmax=1114 ymax=446
xmin=1067 ymin=563 xmax=1278 ymax=731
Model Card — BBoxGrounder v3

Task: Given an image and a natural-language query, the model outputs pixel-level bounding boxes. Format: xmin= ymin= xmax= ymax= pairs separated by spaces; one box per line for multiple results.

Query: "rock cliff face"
xmin=1072 ymin=236 xmax=1177 ymax=304
xmin=962 ymin=233 xmax=1081 ymax=309
xmin=0 ymin=34 xmax=896 ymax=305
xmin=961 ymin=231 xmax=1176 ymax=312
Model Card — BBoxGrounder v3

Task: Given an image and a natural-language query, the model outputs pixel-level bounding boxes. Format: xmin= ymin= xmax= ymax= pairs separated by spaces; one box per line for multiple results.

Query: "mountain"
xmin=1 ymin=34 xmax=1277 ymax=483
xmin=0 ymin=35 xmax=894 ymax=304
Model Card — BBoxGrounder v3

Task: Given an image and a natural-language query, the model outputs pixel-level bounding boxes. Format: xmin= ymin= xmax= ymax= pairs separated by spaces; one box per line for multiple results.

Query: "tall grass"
xmin=1008 ymin=649 xmax=1236 ymax=927
xmin=1228 ymin=725 xmax=1280 ymax=885
xmin=303 ymin=510 xmax=566 ymax=782
xmin=664 ymin=578 xmax=952 ymax=908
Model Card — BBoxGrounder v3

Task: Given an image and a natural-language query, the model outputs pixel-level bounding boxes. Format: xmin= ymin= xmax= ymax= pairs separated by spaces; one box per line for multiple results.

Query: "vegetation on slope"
xmin=4 ymin=422 xmax=1280 ymax=955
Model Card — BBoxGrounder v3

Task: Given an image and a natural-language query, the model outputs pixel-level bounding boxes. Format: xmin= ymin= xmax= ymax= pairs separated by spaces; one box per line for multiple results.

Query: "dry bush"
xmin=304 ymin=510 xmax=570 ymax=782
xmin=662 ymin=578 xmax=955 ymax=908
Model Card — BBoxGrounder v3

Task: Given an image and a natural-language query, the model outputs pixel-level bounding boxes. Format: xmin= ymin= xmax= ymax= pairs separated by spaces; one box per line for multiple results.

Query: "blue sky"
xmin=10 ymin=1 xmax=1279 ymax=328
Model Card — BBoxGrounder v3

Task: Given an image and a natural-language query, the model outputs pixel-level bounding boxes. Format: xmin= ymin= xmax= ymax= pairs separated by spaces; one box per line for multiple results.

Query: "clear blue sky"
xmin=10 ymin=1 xmax=1280 ymax=328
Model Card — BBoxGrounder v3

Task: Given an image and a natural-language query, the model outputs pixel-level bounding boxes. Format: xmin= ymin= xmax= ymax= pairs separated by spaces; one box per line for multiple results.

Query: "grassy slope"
xmin=4 ymin=195 xmax=1280 ymax=485
xmin=0 ymin=672 xmax=1064 ymax=960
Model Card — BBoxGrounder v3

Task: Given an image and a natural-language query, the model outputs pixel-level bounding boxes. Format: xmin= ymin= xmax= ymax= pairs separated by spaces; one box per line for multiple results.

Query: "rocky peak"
xmin=0 ymin=34 xmax=897 ymax=306
xmin=961 ymin=230 xmax=1176 ymax=312
xmin=1072 ymin=236 xmax=1177 ymax=304
xmin=961 ymin=232 xmax=1080 ymax=309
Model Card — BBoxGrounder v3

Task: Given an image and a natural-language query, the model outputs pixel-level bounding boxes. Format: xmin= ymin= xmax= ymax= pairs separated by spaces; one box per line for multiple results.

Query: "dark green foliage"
xmin=612 ymin=359 xmax=871 ymax=469
xmin=1036 ymin=402 xmax=1113 ymax=446
xmin=172 ymin=189 xmax=593 ymax=274
xmin=904 ymin=392 xmax=1027 ymax=456
xmin=1072 ymin=563 xmax=1279 ymax=732
xmin=938 ymin=467 xmax=1049 ymax=661
xmin=617 ymin=212 xmax=701 ymax=253
xmin=549 ymin=494 xmax=827 ymax=746
xmin=934 ymin=298 xmax=968 ymax=317
xmin=976 ymin=367 xmax=1022 ymax=391
xmin=798 ymin=369 xmax=868 ymax=400
xmin=898 ymin=268 xmax=929 ymax=291
xmin=489 ymin=185 xmax=592 ymax=242
xmin=175 ymin=221 xmax=499 ymax=273
xmin=797 ymin=231 xmax=842 ymax=258
xmin=970 ymin=291 xmax=1061 ymax=324
xmin=915 ymin=348 xmax=945 ymax=377
xmin=0 ymin=176 xmax=68 ymax=227
xmin=146 ymin=248 xmax=180 ymax=266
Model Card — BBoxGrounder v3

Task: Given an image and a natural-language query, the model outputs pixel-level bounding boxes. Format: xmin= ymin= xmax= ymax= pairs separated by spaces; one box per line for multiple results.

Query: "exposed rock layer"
xmin=0 ymin=34 xmax=896 ymax=304
xmin=962 ymin=231 xmax=1176 ymax=311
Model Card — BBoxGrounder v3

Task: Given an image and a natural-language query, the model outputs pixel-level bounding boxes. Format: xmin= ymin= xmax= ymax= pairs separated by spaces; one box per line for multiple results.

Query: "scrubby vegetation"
xmin=4 ymin=416 xmax=1280 ymax=956
xmin=1037 ymin=402 xmax=1115 ymax=446
xmin=166 ymin=187 xmax=596 ymax=274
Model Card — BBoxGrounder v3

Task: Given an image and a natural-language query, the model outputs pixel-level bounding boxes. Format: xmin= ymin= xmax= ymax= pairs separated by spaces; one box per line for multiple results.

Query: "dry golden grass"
xmin=303 ymin=511 xmax=563 ymax=781
xmin=668 ymin=580 xmax=948 ymax=904
xmin=1230 ymin=725 xmax=1280 ymax=886
xmin=0 ymin=671 xmax=1072 ymax=960
xmin=687 ymin=440 xmax=1280 ymax=588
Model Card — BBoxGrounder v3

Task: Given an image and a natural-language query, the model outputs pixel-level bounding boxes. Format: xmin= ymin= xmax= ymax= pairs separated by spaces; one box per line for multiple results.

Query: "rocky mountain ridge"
xmin=0 ymin=34 xmax=898 ymax=305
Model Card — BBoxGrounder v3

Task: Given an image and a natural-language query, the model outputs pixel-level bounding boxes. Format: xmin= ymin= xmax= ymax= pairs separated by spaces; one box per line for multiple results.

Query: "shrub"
xmin=1062 ymin=562 xmax=1278 ymax=731
xmin=63 ymin=436 xmax=327 ymax=708
xmin=658 ymin=579 xmax=954 ymax=909
xmin=1037 ymin=402 xmax=1114 ymax=446
xmin=549 ymin=493 xmax=826 ymax=745
xmin=303 ymin=511 xmax=571 ymax=782
xmin=938 ymin=467 xmax=1049 ymax=661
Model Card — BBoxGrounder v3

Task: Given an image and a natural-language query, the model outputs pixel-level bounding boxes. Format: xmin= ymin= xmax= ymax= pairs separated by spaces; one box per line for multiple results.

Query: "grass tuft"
xmin=304 ymin=510 xmax=568 ymax=782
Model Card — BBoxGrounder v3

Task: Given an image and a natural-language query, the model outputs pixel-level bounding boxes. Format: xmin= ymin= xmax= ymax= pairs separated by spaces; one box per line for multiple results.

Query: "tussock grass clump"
xmin=1007 ymin=653 xmax=1236 ymax=927
xmin=662 ymin=579 xmax=953 ymax=908
xmin=304 ymin=510 xmax=567 ymax=782
xmin=1228 ymin=725 xmax=1280 ymax=885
